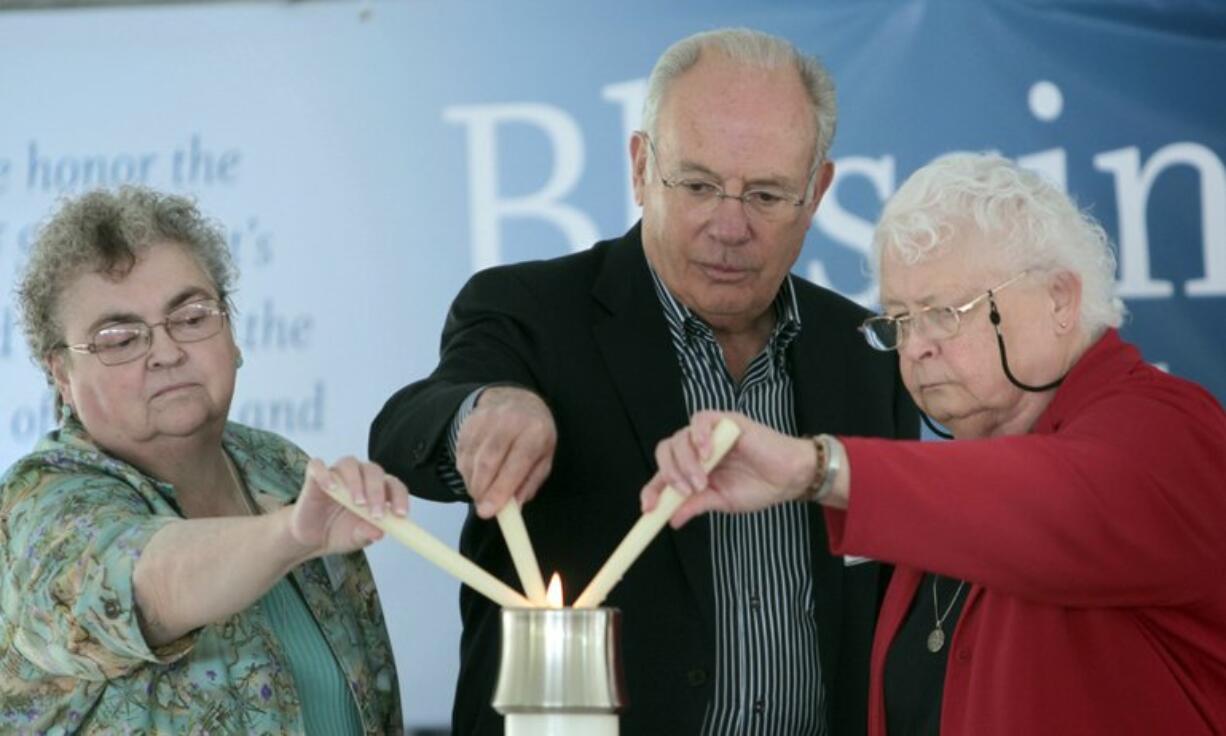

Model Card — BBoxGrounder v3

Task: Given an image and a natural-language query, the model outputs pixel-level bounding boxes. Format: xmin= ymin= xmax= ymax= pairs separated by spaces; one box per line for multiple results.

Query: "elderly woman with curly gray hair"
xmin=1 ymin=188 xmax=404 ymax=734
xmin=646 ymin=153 xmax=1226 ymax=735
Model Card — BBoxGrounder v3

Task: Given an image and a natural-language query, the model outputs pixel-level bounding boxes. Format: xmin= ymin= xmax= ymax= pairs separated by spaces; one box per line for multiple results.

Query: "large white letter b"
xmin=444 ymin=103 xmax=598 ymax=271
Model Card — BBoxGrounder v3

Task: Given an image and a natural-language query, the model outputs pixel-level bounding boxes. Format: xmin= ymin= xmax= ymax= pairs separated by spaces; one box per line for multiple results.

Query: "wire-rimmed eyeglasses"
xmin=61 ymin=299 xmax=229 ymax=366
xmin=641 ymin=132 xmax=818 ymax=223
xmin=859 ymin=271 xmax=1029 ymax=351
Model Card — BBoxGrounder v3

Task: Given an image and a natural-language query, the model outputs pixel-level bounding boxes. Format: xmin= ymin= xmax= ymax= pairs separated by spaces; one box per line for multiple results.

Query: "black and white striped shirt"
xmin=649 ymin=269 xmax=825 ymax=736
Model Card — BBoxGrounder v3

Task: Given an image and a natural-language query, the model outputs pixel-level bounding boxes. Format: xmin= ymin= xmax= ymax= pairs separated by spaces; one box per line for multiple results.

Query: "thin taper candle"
xmin=573 ymin=418 xmax=741 ymax=609
xmin=322 ymin=482 xmax=532 ymax=609
xmin=496 ymin=499 xmax=548 ymax=605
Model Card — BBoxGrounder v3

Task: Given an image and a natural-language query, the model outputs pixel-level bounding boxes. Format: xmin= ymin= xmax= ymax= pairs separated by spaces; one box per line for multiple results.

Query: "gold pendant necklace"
xmin=927 ymin=576 xmax=966 ymax=653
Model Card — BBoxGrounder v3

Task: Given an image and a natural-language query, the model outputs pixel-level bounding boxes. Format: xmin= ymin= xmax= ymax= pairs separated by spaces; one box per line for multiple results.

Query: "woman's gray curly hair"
xmin=16 ymin=186 xmax=236 ymax=385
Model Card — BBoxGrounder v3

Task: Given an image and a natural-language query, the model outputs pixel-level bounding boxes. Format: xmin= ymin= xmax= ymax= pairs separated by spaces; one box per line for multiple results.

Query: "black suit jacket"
xmin=370 ymin=224 xmax=918 ymax=735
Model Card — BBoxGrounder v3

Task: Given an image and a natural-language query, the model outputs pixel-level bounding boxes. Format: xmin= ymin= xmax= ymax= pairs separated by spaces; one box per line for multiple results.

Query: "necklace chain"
xmin=223 ymin=452 xmax=256 ymax=515
xmin=932 ymin=575 xmax=967 ymax=627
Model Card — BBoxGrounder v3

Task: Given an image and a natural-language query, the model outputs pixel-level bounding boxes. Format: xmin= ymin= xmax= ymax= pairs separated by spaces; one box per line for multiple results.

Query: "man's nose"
xmin=706 ymin=192 xmax=752 ymax=243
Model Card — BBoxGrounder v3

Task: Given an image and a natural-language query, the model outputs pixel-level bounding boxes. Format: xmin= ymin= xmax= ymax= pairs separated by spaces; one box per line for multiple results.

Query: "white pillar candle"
xmin=494 ymin=600 xmax=625 ymax=736
xmin=505 ymin=714 xmax=617 ymax=736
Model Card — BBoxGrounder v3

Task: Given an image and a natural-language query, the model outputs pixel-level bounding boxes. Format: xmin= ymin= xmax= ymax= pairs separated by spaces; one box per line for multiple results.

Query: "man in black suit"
xmin=370 ymin=28 xmax=918 ymax=735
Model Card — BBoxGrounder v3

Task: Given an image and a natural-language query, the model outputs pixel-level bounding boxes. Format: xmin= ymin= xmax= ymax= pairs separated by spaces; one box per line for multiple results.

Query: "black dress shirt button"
xmin=753 ymin=697 xmax=765 ymax=715
xmin=412 ymin=439 xmax=427 ymax=460
xmin=749 ymin=593 xmax=761 ymax=611
xmin=686 ymin=667 xmax=708 ymax=687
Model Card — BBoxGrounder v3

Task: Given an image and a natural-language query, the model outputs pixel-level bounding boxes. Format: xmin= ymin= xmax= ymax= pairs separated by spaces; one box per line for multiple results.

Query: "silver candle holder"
xmin=493 ymin=607 xmax=627 ymax=735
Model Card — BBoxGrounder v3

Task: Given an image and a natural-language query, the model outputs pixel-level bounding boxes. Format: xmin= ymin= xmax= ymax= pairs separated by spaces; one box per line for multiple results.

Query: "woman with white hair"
xmin=643 ymin=152 xmax=1226 ymax=734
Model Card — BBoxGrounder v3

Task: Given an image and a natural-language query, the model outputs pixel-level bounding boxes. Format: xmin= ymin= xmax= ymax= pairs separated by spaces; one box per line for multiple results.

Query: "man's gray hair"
xmin=873 ymin=152 xmax=1125 ymax=336
xmin=641 ymin=27 xmax=837 ymax=169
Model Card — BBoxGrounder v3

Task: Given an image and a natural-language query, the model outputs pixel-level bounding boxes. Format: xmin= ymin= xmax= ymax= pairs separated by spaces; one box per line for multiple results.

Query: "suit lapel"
xmin=791 ymin=286 xmax=847 ymax=436
xmin=590 ymin=227 xmax=687 ymax=468
xmin=590 ymin=225 xmax=714 ymax=631
xmin=788 ymin=286 xmax=851 ymax=693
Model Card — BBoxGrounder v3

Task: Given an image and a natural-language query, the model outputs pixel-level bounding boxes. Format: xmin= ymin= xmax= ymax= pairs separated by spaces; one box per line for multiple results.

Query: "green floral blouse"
xmin=0 ymin=419 xmax=402 ymax=735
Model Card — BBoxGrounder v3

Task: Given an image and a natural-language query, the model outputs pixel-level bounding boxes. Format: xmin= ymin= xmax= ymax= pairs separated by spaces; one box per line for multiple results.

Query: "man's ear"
xmin=804 ymin=159 xmax=835 ymax=221
xmin=630 ymin=132 xmax=649 ymax=207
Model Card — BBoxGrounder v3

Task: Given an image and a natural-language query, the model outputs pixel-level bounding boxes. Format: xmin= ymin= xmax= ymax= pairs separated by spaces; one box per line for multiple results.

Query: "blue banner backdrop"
xmin=1 ymin=0 xmax=1223 ymax=727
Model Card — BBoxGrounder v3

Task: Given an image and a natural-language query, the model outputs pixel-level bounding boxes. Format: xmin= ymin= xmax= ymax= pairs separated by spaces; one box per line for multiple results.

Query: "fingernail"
xmin=323 ymin=472 xmax=335 ymax=486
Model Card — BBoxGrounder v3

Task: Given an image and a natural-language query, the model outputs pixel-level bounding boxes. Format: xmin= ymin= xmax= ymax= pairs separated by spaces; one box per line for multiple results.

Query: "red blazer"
xmin=827 ymin=330 xmax=1226 ymax=735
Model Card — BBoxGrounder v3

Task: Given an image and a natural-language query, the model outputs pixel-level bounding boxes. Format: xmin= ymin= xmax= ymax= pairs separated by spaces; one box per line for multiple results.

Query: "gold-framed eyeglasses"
xmin=61 ymin=299 xmax=229 ymax=366
xmin=859 ymin=271 xmax=1029 ymax=352
xmin=642 ymin=132 xmax=817 ymax=223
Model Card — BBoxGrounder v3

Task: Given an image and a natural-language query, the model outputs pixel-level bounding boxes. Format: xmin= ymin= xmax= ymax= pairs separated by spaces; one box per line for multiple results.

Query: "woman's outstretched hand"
xmin=640 ymin=411 xmax=818 ymax=528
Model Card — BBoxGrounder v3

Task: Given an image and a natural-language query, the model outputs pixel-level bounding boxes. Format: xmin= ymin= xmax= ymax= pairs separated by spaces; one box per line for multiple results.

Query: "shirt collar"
xmin=31 ymin=413 xmax=178 ymax=497
xmin=647 ymin=265 xmax=803 ymax=357
xmin=37 ymin=415 xmax=296 ymax=511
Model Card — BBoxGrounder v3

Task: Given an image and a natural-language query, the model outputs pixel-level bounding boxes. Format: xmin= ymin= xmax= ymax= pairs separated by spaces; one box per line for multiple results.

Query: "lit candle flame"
xmin=546 ymin=572 xmax=564 ymax=608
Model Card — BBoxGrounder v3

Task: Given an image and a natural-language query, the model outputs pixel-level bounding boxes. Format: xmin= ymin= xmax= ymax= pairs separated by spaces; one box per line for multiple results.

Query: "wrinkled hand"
xmin=456 ymin=386 xmax=556 ymax=518
xmin=291 ymin=456 xmax=409 ymax=557
xmin=641 ymin=411 xmax=817 ymax=528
